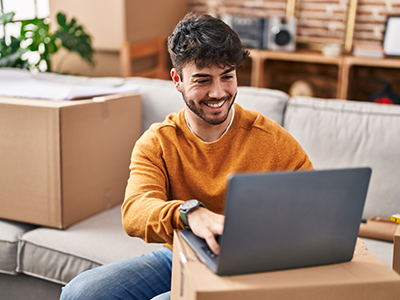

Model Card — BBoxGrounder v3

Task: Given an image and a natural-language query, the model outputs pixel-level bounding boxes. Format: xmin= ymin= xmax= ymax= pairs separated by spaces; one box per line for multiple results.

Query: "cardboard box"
xmin=171 ymin=230 xmax=400 ymax=300
xmin=0 ymin=93 xmax=141 ymax=228
xmin=393 ymin=225 xmax=400 ymax=274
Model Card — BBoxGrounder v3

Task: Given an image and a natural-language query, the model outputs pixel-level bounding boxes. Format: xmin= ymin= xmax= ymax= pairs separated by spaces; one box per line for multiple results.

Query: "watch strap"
xmin=180 ymin=210 xmax=190 ymax=229
xmin=179 ymin=200 xmax=205 ymax=229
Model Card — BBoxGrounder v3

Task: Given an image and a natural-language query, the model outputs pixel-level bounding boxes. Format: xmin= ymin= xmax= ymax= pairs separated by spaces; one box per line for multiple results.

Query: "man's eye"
xmin=223 ymin=75 xmax=233 ymax=80
xmin=197 ymin=79 xmax=210 ymax=84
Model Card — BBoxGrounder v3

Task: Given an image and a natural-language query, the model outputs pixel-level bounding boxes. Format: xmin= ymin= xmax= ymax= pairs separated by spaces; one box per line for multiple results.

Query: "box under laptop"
xmin=180 ymin=168 xmax=372 ymax=276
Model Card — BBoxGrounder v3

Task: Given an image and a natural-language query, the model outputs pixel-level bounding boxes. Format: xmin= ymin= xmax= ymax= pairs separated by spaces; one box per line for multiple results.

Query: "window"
xmin=0 ymin=0 xmax=50 ymax=41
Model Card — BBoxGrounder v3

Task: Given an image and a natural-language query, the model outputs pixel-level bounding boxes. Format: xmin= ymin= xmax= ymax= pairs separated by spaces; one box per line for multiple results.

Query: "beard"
xmin=182 ymin=90 xmax=237 ymax=125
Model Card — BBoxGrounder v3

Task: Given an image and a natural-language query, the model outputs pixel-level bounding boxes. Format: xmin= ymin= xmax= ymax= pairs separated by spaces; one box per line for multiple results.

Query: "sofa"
xmin=1 ymin=77 xmax=400 ymax=300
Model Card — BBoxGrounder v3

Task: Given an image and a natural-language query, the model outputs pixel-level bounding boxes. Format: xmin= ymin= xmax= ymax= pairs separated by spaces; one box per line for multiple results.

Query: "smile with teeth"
xmin=205 ymin=100 xmax=225 ymax=108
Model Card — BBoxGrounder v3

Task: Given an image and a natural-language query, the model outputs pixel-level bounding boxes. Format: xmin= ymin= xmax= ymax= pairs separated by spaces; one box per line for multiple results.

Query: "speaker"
xmin=265 ymin=17 xmax=297 ymax=52
xmin=222 ymin=15 xmax=264 ymax=49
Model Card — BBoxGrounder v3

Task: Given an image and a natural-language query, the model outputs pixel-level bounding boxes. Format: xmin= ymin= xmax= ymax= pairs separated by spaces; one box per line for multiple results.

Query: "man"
xmin=60 ymin=12 xmax=313 ymax=300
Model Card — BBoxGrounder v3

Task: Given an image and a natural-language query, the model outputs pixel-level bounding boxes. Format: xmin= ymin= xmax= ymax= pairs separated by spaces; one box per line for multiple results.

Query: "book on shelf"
xmin=353 ymin=44 xmax=384 ymax=59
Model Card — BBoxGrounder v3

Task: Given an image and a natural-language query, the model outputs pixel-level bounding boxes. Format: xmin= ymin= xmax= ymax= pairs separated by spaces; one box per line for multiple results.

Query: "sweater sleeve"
xmin=121 ymin=129 xmax=186 ymax=245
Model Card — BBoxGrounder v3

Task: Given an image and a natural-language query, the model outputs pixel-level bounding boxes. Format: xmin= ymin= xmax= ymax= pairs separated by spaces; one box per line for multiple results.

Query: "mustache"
xmin=201 ymin=94 xmax=232 ymax=103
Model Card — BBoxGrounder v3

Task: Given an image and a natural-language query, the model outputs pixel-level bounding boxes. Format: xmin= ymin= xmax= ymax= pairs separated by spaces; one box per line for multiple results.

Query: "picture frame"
xmin=383 ymin=15 xmax=400 ymax=57
xmin=291 ymin=0 xmax=359 ymax=53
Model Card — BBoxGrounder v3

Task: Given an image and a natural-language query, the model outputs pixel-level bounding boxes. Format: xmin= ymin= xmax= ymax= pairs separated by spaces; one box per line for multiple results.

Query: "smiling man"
xmin=60 ymin=12 xmax=313 ymax=300
xmin=177 ymin=63 xmax=237 ymax=142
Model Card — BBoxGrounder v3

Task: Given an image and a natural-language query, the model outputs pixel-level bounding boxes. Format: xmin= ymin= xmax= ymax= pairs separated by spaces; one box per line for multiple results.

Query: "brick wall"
xmin=188 ymin=0 xmax=287 ymax=18
xmin=297 ymin=0 xmax=348 ymax=44
xmin=188 ymin=0 xmax=400 ymax=46
xmin=354 ymin=0 xmax=400 ymax=46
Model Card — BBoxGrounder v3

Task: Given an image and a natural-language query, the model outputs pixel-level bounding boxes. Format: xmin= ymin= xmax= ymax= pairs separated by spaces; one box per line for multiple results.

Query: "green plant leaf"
xmin=1 ymin=11 xmax=95 ymax=73
xmin=19 ymin=18 xmax=62 ymax=71
xmin=0 ymin=12 xmax=27 ymax=69
xmin=0 ymin=50 xmax=28 ymax=68
xmin=0 ymin=36 xmax=28 ymax=68
xmin=56 ymin=12 xmax=67 ymax=29
xmin=54 ymin=12 xmax=95 ymax=67
xmin=0 ymin=12 xmax=15 ymax=26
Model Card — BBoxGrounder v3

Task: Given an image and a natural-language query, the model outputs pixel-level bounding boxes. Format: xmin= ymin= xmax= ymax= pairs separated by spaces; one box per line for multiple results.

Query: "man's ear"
xmin=171 ymin=68 xmax=182 ymax=92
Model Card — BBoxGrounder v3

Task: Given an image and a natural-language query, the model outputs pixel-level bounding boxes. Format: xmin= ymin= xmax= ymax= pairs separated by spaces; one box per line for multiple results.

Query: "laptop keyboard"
xmin=201 ymin=245 xmax=219 ymax=264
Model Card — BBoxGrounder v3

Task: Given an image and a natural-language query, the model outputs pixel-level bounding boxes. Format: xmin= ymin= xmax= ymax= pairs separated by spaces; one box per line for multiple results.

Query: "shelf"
xmin=248 ymin=49 xmax=400 ymax=101
xmin=344 ymin=56 xmax=400 ymax=68
xmin=249 ymin=49 xmax=344 ymax=99
xmin=341 ymin=56 xmax=400 ymax=99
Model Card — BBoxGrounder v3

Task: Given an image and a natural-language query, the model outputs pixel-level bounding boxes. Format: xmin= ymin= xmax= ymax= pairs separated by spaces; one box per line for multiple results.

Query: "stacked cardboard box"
xmin=0 ymin=93 xmax=141 ymax=228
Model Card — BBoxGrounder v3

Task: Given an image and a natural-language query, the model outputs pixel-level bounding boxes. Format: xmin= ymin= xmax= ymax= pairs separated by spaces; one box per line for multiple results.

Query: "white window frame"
xmin=0 ymin=0 xmax=49 ymax=39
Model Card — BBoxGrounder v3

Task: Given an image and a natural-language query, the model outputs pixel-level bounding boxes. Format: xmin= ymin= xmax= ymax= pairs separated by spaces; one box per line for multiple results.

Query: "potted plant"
xmin=0 ymin=11 xmax=95 ymax=72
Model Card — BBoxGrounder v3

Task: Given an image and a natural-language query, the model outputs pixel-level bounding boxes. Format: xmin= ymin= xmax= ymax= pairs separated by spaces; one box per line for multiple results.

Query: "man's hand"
xmin=187 ymin=207 xmax=225 ymax=255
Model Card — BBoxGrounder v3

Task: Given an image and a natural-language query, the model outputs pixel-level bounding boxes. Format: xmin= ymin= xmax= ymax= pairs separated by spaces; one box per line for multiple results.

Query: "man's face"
xmin=174 ymin=63 xmax=238 ymax=126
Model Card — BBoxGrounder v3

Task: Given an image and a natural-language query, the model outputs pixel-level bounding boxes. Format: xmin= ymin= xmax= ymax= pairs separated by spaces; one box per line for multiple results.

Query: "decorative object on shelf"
xmin=383 ymin=15 xmax=400 ymax=57
xmin=0 ymin=11 xmax=94 ymax=72
xmin=266 ymin=17 xmax=297 ymax=52
xmin=322 ymin=44 xmax=342 ymax=57
xmin=289 ymin=79 xmax=314 ymax=97
xmin=369 ymin=83 xmax=400 ymax=105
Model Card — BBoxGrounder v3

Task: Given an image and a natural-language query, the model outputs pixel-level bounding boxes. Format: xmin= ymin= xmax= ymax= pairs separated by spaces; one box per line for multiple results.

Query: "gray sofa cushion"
xmin=126 ymin=77 xmax=290 ymax=133
xmin=17 ymin=206 xmax=161 ymax=285
xmin=236 ymin=86 xmax=289 ymax=126
xmin=0 ymin=220 xmax=36 ymax=275
xmin=284 ymin=96 xmax=400 ymax=221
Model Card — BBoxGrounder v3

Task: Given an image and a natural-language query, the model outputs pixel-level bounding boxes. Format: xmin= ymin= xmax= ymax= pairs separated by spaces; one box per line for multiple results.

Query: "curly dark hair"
xmin=168 ymin=12 xmax=249 ymax=78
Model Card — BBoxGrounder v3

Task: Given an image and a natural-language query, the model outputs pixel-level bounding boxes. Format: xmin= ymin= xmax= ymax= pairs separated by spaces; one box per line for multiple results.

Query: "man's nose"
xmin=208 ymin=80 xmax=225 ymax=99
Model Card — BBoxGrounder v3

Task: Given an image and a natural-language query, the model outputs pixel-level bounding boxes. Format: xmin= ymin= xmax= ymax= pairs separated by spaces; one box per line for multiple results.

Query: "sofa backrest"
xmin=284 ymin=96 xmax=400 ymax=220
xmin=126 ymin=77 xmax=184 ymax=133
xmin=236 ymin=86 xmax=289 ymax=126
xmin=126 ymin=77 xmax=290 ymax=133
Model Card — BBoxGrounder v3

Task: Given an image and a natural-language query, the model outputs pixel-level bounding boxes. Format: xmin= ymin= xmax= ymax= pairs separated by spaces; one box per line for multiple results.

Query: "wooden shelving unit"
xmin=247 ymin=49 xmax=400 ymax=101
xmin=342 ymin=56 xmax=400 ymax=100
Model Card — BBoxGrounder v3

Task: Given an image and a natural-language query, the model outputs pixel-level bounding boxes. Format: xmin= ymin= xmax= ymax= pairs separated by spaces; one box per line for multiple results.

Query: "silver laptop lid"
xmin=215 ymin=167 xmax=372 ymax=275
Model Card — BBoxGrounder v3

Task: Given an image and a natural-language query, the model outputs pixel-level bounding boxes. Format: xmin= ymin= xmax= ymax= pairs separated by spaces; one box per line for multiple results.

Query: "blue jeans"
xmin=60 ymin=246 xmax=172 ymax=300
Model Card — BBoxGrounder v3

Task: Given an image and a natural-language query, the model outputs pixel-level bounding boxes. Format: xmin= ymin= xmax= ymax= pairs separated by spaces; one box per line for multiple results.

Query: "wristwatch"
xmin=179 ymin=199 xmax=205 ymax=229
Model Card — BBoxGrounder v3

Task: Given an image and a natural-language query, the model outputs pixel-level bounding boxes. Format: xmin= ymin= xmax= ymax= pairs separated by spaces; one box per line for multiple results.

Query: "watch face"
xmin=181 ymin=199 xmax=198 ymax=210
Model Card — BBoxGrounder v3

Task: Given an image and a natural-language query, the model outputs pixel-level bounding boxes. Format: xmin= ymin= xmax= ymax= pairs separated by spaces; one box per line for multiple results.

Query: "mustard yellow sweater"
xmin=122 ymin=104 xmax=313 ymax=250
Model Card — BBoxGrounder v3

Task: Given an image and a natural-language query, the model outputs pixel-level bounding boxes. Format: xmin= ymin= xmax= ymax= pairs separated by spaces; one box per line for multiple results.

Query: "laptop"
xmin=180 ymin=167 xmax=372 ymax=276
